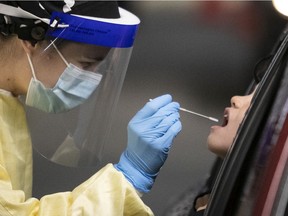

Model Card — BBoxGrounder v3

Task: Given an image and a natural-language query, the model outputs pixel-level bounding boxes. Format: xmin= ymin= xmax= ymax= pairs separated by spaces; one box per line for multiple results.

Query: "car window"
xmin=205 ymin=24 xmax=288 ymax=216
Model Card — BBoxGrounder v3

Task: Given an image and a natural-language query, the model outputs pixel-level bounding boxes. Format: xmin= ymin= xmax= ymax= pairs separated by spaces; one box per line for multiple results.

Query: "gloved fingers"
xmin=128 ymin=102 xmax=180 ymax=133
xmin=154 ymin=120 xmax=182 ymax=152
xmin=139 ymin=102 xmax=179 ymax=129
xmin=134 ymin=112 xmax=180 ymax=140
xmin=154 ymin=112 xmax=180 ymax=134
xmin=131 ymin=94 xmax=172 ymax=121
xmin=152 ymin=102 xmax=180 ymax=118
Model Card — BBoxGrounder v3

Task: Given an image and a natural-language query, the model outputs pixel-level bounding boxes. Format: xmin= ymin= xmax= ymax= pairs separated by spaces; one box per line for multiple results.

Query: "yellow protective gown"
xmin=0 ymin=90 xmax=153 ymax=216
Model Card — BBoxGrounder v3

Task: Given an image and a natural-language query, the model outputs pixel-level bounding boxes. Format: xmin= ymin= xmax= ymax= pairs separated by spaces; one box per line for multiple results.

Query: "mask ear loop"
xmin=26 ymin=53 xmax=38 ymax=81
xmin=50 ymin=40 xmax=70 ymax=67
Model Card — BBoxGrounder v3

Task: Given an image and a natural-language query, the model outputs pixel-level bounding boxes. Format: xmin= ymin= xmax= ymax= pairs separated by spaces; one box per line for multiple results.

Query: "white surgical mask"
xmin=25 ymin=44 xmax=103 ymax=113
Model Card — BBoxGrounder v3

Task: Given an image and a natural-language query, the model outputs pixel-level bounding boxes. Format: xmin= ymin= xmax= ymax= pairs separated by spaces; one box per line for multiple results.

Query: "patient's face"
xmin=207 ymin=90 xmax=255 ymax=158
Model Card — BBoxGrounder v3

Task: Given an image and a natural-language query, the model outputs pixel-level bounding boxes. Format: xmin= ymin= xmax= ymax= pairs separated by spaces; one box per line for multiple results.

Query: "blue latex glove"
xmin=115 ymin=94 xmax=182 ymax=193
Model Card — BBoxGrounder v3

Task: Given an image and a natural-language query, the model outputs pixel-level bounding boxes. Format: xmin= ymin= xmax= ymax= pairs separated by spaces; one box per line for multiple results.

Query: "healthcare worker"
xmin=0 ymin=1 xmax=182 ymax=215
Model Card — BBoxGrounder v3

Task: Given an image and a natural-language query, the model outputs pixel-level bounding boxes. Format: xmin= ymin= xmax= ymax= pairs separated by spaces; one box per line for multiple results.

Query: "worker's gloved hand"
xmin=114 ymin=94 xmax=182 ymax=193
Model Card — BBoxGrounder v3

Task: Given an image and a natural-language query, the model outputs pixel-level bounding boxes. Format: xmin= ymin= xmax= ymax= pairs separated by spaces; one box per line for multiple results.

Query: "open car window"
xmin=205 ymin=24 xmax=288 ymax=216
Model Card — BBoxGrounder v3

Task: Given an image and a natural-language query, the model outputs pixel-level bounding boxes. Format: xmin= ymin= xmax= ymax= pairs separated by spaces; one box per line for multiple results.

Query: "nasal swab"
xmin=149 ymin=99 xmax=218 ymax=122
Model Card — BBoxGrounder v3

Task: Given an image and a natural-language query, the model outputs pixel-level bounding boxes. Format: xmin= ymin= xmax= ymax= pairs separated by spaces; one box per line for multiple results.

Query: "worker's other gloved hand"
xmin=114 ymin=94 xmax=182 ymax=193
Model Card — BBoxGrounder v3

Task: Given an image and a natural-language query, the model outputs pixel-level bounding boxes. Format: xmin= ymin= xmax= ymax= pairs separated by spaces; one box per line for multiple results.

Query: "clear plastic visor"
xmin=25 ymin=9 xmax=139 ymax=167
xmin=25 ymin=39 xmax=133 ymax=167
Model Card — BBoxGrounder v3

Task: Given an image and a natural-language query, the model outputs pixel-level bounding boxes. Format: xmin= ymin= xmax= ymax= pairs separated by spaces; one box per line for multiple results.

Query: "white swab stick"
xmin=179 ymin=107 xmax=219 ymax=122
xmin=149 ymin=99 xmax=218 ymax=122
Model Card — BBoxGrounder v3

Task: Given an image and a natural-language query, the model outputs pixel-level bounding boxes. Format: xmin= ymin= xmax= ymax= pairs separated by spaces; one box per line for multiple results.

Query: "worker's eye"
xmin=79 ymin=56 xmax=105 ymax=70
xmin=79 ymin=61 xmax=100 ymax=70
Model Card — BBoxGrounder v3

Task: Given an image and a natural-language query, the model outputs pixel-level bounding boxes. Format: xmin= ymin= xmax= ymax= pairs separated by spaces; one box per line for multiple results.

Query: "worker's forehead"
xmin=43 ymin=41 xmax=111 ymax=59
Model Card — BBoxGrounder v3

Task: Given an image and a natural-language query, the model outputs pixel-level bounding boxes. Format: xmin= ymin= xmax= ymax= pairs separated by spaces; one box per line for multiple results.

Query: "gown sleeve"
xmin=0 ymin=163 xmax=154 ymax=216
xmin=0 ymin=92 xmax=153 ymax=216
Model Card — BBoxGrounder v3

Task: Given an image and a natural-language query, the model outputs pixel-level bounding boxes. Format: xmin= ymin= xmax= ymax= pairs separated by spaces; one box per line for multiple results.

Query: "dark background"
xmin=31 ymin=1 xmax=286 ymax=215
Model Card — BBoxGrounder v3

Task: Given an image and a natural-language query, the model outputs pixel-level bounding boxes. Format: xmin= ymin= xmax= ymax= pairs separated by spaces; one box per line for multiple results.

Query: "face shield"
xmin=20 ymin=8 xmax=140 ymax=167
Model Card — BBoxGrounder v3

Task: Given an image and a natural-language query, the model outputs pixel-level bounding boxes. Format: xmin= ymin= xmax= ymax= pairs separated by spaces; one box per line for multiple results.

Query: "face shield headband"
xmin=47 ymin=9 xmax=139 ymax=48
xmin=0 ymin=3 xmax=139 ymax=47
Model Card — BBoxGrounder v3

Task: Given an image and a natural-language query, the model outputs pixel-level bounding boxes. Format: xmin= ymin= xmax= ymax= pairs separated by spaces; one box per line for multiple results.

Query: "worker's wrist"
xmin=114 ymin=153 xmax=155 ymax=193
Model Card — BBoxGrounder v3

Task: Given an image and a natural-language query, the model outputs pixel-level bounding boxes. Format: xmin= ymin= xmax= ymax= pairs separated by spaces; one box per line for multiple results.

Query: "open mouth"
xmin=222 ymin=109 xmax=229 ymax=127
